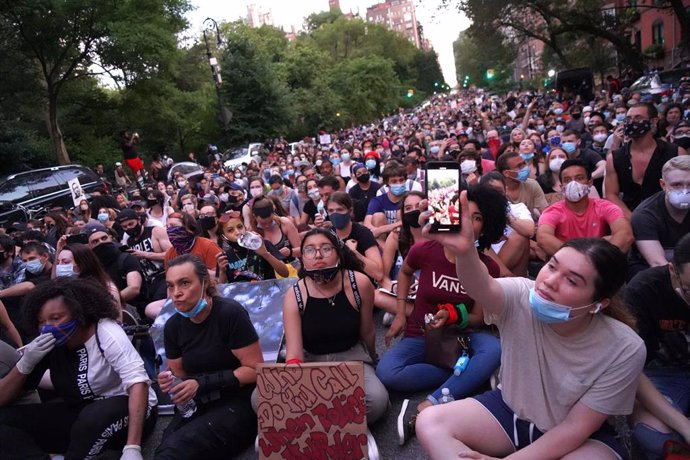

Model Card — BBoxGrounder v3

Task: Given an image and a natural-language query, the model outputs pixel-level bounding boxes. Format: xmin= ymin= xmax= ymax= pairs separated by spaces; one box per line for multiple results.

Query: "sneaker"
xmin=382 ymin=312 xmax=395 ymax=327
xmin=397 ymin=399 xmax=417 ymax=445
xmin=366 ymin=428 xmax=380 ymax=460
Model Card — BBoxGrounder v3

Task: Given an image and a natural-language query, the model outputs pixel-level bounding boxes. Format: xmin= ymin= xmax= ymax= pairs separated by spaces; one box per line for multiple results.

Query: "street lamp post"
xmin=203 ymin=18 xmax=230 ymax=144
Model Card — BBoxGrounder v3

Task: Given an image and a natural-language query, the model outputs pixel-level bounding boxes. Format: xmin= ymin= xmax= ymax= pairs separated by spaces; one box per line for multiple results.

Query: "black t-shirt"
xmin=219 ymin=239 xmax=275 ymax=282
xmin=349 ymin=182 xmax=382 ymax=222
xmin=302 ymin=200 xmax=318 ymax=223
xmin=626 ymin=265 xmax=690 ymax=367
xmin=630 ymin=191 xmax=690 ymax=264
xmin=342 ymin=223 xmax=377 ymax=256
xmin=106 ymin=252 xmax=141 ymax=292
xmin=612 ymin=139 xmax=678 ymax=211
xmin=575 ymin=147 xmax=604 ymax=173
xmin=164 ymin=297 xmax=258 ymax=390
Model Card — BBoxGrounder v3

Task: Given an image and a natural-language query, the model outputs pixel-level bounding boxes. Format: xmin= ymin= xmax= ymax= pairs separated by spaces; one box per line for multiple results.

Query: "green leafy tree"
xmin=454 ymin=29 xmax=516 ymax=91
xmin=0 ymin=0 xmax=191 ymax=165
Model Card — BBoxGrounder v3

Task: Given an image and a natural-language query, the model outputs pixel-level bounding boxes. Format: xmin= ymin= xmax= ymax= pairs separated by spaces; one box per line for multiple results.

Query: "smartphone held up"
xmin=425 ymin=161 xmax=461 ymax=233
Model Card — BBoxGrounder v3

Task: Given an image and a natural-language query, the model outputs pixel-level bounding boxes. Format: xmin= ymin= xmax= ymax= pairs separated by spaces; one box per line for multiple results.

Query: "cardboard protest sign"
xmin=256 ymin=361 xmax=368 ymax=460
xmin=68 ymin=177 xmax=85 ymax=207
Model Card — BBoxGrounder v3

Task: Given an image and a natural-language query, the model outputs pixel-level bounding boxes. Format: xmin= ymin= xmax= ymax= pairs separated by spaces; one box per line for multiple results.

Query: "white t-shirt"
xmin=491 ymin=202 xmax=533 ymax=254
xmin=487 ymin=277 xmax=645 ymax=432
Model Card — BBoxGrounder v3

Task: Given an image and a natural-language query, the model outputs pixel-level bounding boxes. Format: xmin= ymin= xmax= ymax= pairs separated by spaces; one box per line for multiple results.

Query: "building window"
xmin=652 ymin=20 xmax=664 ymax=45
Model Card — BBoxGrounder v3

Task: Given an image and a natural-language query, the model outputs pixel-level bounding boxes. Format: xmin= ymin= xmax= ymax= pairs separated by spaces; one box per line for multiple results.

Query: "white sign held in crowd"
xmin=68 ymin=178 xmax=85 ymax=207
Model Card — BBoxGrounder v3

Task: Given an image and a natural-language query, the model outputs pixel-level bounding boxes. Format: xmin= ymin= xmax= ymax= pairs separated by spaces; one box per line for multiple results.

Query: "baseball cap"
xmin=352 ymin=162 xmax=366 ymax=175
xmin=115 ymin=162 xmax=122 ymax=167
xmin=129 ymin=200 xmax=146 ymax=209
xmin=583 ymin=106 xmax=593 ymax=113
xmin=364 ymin=151 xmax=380 ymax=160
xmin=82 ymin=223 xmax=109 ymax=238
xmin=228 ymin=182 xmax=245 ymax=192
xmin=116 ymin=208 xmax=139 ymax=224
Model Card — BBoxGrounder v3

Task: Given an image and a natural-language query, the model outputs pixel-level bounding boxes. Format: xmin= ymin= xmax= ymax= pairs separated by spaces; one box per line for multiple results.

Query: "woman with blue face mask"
xmin=156 ymin=254 xmax=262 ymax=459
xmin=53 ymin=242 xmax=122 ymax=318
xmin=415 ymin=194 xmax=645 ymax=460
xmin=0 ymin=277 xmax=158 ymax=460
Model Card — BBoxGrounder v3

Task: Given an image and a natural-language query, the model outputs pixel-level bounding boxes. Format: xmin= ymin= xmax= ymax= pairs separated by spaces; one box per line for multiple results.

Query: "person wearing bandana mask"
xmin=163 ymin=213 xmax=223 ymax=276
xmin=606 ymin=102 xmax=680 ymax=220
xmin=326 ymin=192 xmax=383 ymax=282
xmin=626 ymin=234 xmax=690 ymax=460
xmin=0 ymin=278 xmax=157 ymax=460
xmin=85 ymin=223 xmax=144 ymax=311
xmin=282 ymin=228 xmax=389 ymax=424
xmin=628 ymin=156 xmax=690 ymax=279
xmin=537 ymin=159 xmax=633 ymax=259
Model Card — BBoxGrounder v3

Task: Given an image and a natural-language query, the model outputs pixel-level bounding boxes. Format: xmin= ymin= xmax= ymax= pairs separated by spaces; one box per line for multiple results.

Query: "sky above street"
xmin=187 ymin=0 xmax=470 ymax=86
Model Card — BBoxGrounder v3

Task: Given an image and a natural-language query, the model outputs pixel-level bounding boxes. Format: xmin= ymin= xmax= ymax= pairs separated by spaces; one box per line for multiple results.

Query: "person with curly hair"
xmin=378 ymin=185 xmax=508 ymax=445
xmin=0 ymin=277 xmax=157 ymax=460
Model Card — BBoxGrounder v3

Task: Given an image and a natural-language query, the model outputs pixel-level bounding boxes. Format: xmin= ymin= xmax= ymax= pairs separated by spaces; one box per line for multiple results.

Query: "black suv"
xmin=0 ymin=165 xmax=107 ymax=225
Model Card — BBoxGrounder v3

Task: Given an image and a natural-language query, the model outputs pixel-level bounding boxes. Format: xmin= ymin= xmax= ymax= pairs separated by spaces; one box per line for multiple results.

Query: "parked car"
xmin=166 ymin=161 xmax=205 ymax=183
xmin=223 ymin=143 xmax=262 ymax=170
xmin=0 ymin=165 xmax=107 ymax=225
xmin=629 ymin=68 xmax=690 ymax=99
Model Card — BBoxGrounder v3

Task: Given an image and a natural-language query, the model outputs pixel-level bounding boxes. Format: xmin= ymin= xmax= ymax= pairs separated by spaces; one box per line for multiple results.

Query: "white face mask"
xmin=250 ymin=187 xmax=263 ymax=198
xmin=549 ymin=158 xmax=565 ymax=173
xmin=555 ymin=125 xmax=565 ymax=133
xmin=460 ymin=159 xmax=477 ymax=175
xmin=564 ymin=180 xmax=590 ymax=202
xmin=592 ymin=133 xmax=608 ymax=143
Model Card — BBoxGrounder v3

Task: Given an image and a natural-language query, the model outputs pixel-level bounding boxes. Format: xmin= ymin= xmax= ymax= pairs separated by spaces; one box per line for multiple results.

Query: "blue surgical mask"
xmin=175 ymin=282 xmax=208 ymax=319
xmin=56 ymin=263 xmax=77 ymax=278
xmin=25 ymin=259 xmax=45 ymax=275
xmin=520 ymin=153 xmax=534 ymax=162
xmin=390 ymin=184 xmax=407 ymax=196
xmin=97 ymin=213 xmax=109 ymax=223
xmin=529 ymin=288 xmax=600 ymax=324
xmin=331 ymin=158 xmax=340 ymax=167
xmin=40 ymin=319 xmax=78 ymax=347
xmin=516 ymin=167 xmax=530 ymax=182
xmin=365 ymin=159 xmax=377 ymax=170
xmin=341 ymin=153 xmax=350 ymax=162
xmin=554 ymin=108 xmax=563 ymax=115
xmin=615 ymin=113 xmax=626 ymax=122
xmin=536 ymin=124 xmax=545 ymax=132
xmin=562 ymin=142 xmax=577 ymax=155
xmin=430 ymin=146 xmax=440 ymax=155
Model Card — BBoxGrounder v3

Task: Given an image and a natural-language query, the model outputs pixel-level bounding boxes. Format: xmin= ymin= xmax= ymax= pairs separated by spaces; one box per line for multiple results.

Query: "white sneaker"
xmin=366 ymin=428 xmax=380 ymax=460
xmin=382 ymin=312 xmax=395 ymax=327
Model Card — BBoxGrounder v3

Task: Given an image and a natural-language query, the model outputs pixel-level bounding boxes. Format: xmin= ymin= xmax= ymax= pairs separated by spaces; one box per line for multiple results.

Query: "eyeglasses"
xmin=302 ymin=244 xmax=335 ymax=259
xmin=674 ymin=267 xmax=690 ymax=299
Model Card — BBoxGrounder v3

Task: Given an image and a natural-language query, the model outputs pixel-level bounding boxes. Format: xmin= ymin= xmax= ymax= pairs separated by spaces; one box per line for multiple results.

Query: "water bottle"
xmin=238 ymin=231 xmax=262 ymax=251
xmin=439 ymin=387 xmax=455 ymax=404
xmin=166 ymin=371 xmax=197 ymax=418
xmin=453 ymin=351 xmax=470 ymax=376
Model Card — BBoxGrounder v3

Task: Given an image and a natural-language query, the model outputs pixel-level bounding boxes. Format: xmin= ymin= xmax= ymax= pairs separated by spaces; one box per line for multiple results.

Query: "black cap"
xmin=82 ymin=223 xmax=109 ymax=238
xmin=116 ymin=208 xmax=139 ymax=224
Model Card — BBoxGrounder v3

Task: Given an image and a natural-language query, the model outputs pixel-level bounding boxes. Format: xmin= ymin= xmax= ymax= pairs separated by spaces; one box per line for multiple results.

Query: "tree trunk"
xmin=46 ymin=92 xmax=70 ymax=165
xmin=669 ymin=0 xmax=690 ymax=65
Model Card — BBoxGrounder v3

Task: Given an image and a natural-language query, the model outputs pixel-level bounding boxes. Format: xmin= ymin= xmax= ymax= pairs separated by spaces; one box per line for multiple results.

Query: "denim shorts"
xmin=473 ymin=389 xmax=626 ymax=459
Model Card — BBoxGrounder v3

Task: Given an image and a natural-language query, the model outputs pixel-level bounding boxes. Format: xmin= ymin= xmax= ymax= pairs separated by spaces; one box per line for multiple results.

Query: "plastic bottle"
xmin=238 ymin=231 xmax=263 ymax=251
xmin=439 ymin=388 xmax=455 ymax=404
xmin=453 ymin=351 xmax=470 ymax=376
xmin=166 ymin=371 xmax=197 ymax=418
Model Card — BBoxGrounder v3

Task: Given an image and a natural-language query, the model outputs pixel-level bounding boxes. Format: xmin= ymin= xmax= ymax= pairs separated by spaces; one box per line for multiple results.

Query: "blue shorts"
xmin=472 ymin=389 xmax=627 ymax=460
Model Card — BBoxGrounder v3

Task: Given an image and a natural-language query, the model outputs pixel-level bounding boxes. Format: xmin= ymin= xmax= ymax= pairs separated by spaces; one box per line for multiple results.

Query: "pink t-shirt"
xmin=538 ymin=198 xmax=624 ymax=241
xmin=481 ymin=158 xmax=496 ymax=173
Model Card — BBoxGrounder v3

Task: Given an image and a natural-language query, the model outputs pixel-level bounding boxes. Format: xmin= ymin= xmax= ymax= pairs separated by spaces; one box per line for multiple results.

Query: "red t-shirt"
xmin=538 ymin=198 xmax=624 ymax=242
xmin=403 ymin=240 xmax=499 ymax=338
xmin=164 ymin=236 xmax=222 ymax=271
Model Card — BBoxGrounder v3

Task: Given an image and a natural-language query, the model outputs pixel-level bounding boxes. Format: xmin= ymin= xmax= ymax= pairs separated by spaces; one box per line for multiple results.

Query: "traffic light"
xmin=407 ymin=89 xmax=414 ymax=98
xmin=462 ymin=74 xmax=470 ymax=89
xmin=486 ymin=69 xmax=495 ymax=80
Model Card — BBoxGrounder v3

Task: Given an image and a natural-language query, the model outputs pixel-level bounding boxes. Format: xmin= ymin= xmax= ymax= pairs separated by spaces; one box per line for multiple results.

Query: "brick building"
xmin=366 ymin=0 xmax=422 ymax=49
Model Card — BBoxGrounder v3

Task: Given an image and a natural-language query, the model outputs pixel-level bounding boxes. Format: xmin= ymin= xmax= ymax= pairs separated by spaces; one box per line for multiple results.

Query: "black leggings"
xmin=0 ymin=396 xmax=157 ymax=460
xmin=155 ymin=396 xmax=257 ymax=460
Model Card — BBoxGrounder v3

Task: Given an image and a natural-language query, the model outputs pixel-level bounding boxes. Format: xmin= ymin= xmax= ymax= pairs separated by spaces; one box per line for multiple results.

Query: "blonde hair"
xmin=662 ymin=156 xmax=690 ymax=181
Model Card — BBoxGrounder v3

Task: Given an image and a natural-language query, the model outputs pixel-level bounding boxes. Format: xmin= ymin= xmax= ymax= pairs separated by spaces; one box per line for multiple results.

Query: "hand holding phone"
xmin=425 ymin=161 xmax=461 ymax=233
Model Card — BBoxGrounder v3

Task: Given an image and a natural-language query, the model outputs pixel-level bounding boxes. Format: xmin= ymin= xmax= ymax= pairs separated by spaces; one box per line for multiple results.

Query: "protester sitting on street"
xmin=628 ymin=156 xmax=690 ymax=279
xmin=156 ymin=254 xmax=262 ymax=459
xmin=323 ymin=192 xmax=383 ymax=282
xmin=415 ymin=194 xmax=645 ymax=459
xmin=299 ymin=178 xmax=322 ymax=227
xmin=163 ymin=212 xmax=222 ymax=275
xmin=378 ymin=185 xmax=507 ymax=445
xmin=606 ymin=102 xmax=679 ymax=219
xmin=216 ymin=212 xmax=288 ymax=282
xmin=0 ymin=277 xmax=157 ymax=460
xmin=496 ymin=150 xmax=548 ymax=221
xmin=375 ymin=191 xmax=427 ymax=319
xmin=364 ymin=160 xmax=408 ymax=241
xmin=537 ymin=159 xmax=633 ymax=259
xmin=250 ymin=195 xmax=302 ymax=261
xmin=627 ymin=233 xmax=690 ymax=459
xmin=281 ymin=228 xmax=389 ymax=424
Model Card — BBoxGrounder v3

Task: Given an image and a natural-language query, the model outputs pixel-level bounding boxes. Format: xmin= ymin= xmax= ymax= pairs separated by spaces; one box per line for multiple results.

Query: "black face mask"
xmin=226 ymin=195 xmax=238 ymax=204
xmin=304 ymin=265 xmax=340 ymax=284
xmin=674 ymin=137 xmax=690 ymax=150
xmin=146 ymin=199 xmax=158 ymax=208
xmin=624 ymin=119 xmax=652 ymax=138
xmin=124 ymin=224 xmax=142 ymax=238
xmin=571 ymin=112 xmax=582 ymax=120
xmin=403 ymin=210 xmax=422 ymax=228
xmin=199 ymin=216 xmax=216 ymax=231
xmin=356 ymin=173 xmax=370 ymax=184
xmin=92 ymin=242 xmax=120 ymax=264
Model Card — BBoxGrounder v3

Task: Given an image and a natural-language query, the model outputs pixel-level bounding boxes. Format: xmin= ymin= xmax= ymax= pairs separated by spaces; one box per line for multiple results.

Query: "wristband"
xmin=456 ymin=303 xmax=469 ymax=329
xmin=438 ymin=303 xmax=458 ymax=324
xmin=286 ymin=358 xmax=303 ymax=365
